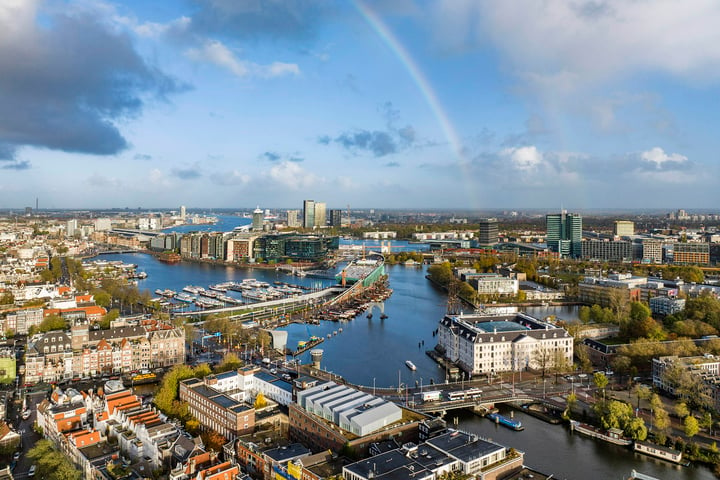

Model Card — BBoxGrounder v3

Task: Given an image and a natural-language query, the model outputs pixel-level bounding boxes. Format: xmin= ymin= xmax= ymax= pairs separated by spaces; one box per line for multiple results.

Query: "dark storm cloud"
xmin=0 ymin=5 xmax=186 ymax=159
xmin=187 ymin=0 xmax=333 ymax=41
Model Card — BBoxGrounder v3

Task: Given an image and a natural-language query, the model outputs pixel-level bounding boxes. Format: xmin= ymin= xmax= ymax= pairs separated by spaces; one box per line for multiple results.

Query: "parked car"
xmin=29 ymin=465 xmax=36 ymax=477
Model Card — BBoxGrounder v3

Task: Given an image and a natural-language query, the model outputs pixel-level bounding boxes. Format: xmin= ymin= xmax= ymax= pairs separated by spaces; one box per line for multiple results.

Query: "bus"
xmin=421 ymin=390 xmax=443 ymax=402
xmin=446 ymin=388 xmax=483 ymax=401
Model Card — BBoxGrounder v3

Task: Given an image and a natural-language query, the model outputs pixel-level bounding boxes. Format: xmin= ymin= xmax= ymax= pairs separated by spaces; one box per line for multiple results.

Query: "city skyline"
xmin=1 ymin=1 xmax=720 ymax=209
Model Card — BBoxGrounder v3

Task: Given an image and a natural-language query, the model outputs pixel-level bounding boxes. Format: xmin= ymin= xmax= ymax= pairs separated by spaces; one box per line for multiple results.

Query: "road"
xmin=7 ymin=389 xmax=46 ymax=478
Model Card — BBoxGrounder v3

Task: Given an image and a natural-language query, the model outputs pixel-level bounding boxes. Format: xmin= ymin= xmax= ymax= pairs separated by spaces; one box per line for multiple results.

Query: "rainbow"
xmin=352 ymin=1 xmax=477 ymax=207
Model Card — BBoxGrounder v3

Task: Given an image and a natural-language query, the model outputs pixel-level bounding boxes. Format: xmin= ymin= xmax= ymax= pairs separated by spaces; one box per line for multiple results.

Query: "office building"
xmin=477 ymin=218 xmax=499 ymax=247
xmin=180 ymin=205 xmax=186 ymax=220
xmin=303 ymin=200 xmax=315 ymax=228
xmin=642 ymin=239 xmax=663 ymax=263
xmin=329 ymin=209 xmax=343 ymax=227
xmin=314 ymin=202 xmax=327 ymax=228
xmin=577 ymin=273 xmax=646 ymax=307
xmin=546 ymin=211 xmax=582 ymax=258
xmin=287 ymin=210 xmax=301 ymax=228
xmin=252 ymin=206 xmax=264 ymax=231
xmin=581 ymin=239 xmax=633 ymax=262
xmin=613 ymin=221 xmax=635 ymax=237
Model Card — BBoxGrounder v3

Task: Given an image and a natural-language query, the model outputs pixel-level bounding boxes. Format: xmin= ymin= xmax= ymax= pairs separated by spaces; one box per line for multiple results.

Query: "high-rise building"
xmin=477 ymin=218 xmax=498 ymax=247
xmin=303 ymin=200 xmax=315 ymax=228
xmin=546 ymin=211 xmax=582 ymax=258
xmin=66 ymin=219 xmax=78 ymax=237
xmin=252 ymin=206 xmax=264 ymax=231
xmin=180 ymin=205 xmax=186 ymax=220
xmin=329 ymin=209 xmax=343 ymax=227
xmin=613 ymin=220 xmax=634 ymax=237
xmin=314 ymin=202 xmax=326 ymax=228
xmin=287 ymin=210 xmax=301 ymax=228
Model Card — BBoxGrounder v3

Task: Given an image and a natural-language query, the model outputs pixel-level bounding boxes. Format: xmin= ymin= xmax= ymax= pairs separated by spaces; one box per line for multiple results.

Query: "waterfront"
xmin=95 ymin=253 xmax=714 ymax=479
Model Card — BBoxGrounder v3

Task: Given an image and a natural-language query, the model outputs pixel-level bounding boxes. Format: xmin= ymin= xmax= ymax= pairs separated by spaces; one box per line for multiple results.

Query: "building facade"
xmin=436 ymin=313 xmax=573 ymax=375
xmin=546 ymin=211 xmax=582 ymax=258
xmin=477 ymin=218 xmax=499 ymax=247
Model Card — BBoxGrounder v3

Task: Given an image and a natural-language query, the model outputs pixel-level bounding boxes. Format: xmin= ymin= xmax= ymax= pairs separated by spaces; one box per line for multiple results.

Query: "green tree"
xmin=427 ymin=262 xmax=454 ymax=286
xmin=578 ymin=306 xmax=591 ymax=324
xmin=675 ymin=402 xmax=690 ymax=419
xmin=593 ymin=372 xmax=609 ymax=401
xmin=27 ymin=439 xmax=81 ymax=480
xmin=99 ymin=309 xmax=120 ymax=329
xmin=215 ymin=353 xmax=243 ymax=373
xmin=684 ymin=415 xmax=700 ymax=439
xmin=92 ymin=290 xmax=112 ymax=308
xmin=39 ymin=314 xmax=67 ymax=332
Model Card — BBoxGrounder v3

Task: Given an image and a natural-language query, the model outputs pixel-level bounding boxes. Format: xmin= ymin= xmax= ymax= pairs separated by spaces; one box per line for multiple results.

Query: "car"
xmin=13 ymin=451 xmax=20 ymax=461
xmin=28 ymin=465 xmax=36 ymax=477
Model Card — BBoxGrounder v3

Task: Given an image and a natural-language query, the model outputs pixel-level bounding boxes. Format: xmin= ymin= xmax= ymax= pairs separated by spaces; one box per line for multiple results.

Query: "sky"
xmin=1 ymin=0 xmax=720 ymax=211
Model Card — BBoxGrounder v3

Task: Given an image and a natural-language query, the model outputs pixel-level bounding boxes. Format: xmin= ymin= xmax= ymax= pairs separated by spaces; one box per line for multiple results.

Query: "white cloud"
xmin=433 ymin=1 xmax=720 ymax=91
xmin=210 ymin=170 xmax=251 ymax=186
xmin=148 ymin=168 xmax=170 ymax=187
xmin=266 ymin=161 xmax=320 ymax=189
xmin=186 ymin=40 xmax=300 ymax=78
xmin=640 ymin=147 xmax=688 ymax=167
xmin=501 ymin=145 xmax=543 ymax=171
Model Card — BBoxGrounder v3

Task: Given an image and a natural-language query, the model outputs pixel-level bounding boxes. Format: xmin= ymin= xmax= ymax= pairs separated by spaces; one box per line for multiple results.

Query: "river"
xmin=93 ymin=252 xmax=714 ymax=479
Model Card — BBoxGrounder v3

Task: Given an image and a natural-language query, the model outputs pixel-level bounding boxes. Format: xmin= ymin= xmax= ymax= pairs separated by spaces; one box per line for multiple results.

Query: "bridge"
xmin=299 ymin=364 xmax=574 ymax=414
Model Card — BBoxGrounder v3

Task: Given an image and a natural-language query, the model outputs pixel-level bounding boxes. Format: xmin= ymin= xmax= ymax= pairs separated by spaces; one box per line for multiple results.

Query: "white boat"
xmin=405 ymin=360 xmax=416 ymax=370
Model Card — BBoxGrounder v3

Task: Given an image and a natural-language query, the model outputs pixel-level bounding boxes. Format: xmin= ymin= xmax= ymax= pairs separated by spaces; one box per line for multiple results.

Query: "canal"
xmin=95 ymin=252 xmax=714 ymax=479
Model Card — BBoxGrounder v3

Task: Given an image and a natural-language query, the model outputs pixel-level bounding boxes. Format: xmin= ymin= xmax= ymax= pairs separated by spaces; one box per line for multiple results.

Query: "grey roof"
xmin=263 ymin=443 xmax=311 ymax=463
xmin=344 ymin=450 xmax=435 ymax=480
xmin=425 ymin=431 xmax=504 ymax=463
xmin=89 ymin=326 xmax=146 ymax=342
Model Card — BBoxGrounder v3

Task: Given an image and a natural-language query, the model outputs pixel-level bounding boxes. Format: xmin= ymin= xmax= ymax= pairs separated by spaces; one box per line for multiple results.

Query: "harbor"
xmin=94 ymin=252 xmax=714 ymax=479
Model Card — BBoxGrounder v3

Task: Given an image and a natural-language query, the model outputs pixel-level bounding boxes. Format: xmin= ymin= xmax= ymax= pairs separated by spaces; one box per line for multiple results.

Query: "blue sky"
xmin=1 ymin=0 xmax=719 ymax=210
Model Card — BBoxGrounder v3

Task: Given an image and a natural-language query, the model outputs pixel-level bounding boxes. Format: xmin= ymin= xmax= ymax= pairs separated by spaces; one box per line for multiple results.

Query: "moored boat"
xmin=487 ymin=412 xmax=524 ymax=431
xmin=570 ymin=420 xmax=631 ymax=446
xmin=405 ymin=360 xmax=416 ymax=370
xmin=633 ymin=441 xmax=688 ymax=465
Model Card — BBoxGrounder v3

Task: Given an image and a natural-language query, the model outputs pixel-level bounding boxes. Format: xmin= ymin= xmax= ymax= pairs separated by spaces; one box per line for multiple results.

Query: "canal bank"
xmin=90 ymin=253 xmax=713 ymax=479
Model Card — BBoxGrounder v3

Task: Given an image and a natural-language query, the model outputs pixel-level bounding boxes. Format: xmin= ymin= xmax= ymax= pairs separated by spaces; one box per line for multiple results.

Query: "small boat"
xmin=487 ymin=412 xmax=524 ymax=431
xmin=405 ymin=360 xmax=416 ymax=370
xmin=367 ymin=313 xmax=373 ymax=319
xmin=380 ymin=313 xmax=388 ymax=319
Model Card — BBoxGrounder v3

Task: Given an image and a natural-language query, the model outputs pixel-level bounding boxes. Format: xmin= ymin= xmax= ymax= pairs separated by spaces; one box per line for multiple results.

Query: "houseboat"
xmin=634 ymin=441 xmax=688 ymax=465
xmin=570 ymin=420 xmax=632 ymax=446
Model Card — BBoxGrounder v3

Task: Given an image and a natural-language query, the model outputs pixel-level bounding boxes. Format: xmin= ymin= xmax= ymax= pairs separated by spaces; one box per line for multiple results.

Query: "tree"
xmin=578 ymin=306 xmax=591 ymax=324
xmin=675 ymin=402 xmax=690 ymax=419
xmin=593 ymin=372 xmax=609 ymax=401
xmin=39 ymin=314 xmax=67 ymax=332
xmin=92 ymin=290 xmax=112 ymax=308
xmin=254 ymin=392 xmax=268 ymax=409
xmin=27 ymin=439 xmax=81 ymax=480
xmin=200 ymin=430 xmax=227 ymax=452
xmin=0 ymin=292 xmax=14 ymax=305
xmin=684 ymin=415 xmax=700 ymax=439
xmin=99 ymin=309 xmax=120 ymax=329
xmin=215 ymin=353 xmax=243 ymax=373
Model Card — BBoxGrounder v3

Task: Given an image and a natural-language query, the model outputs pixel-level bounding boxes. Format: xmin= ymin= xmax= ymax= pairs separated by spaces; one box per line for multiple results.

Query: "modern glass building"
xmin=546 ymin=211 xmax=582 ymax=258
